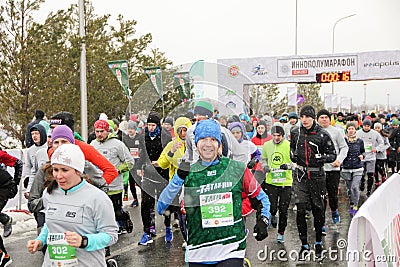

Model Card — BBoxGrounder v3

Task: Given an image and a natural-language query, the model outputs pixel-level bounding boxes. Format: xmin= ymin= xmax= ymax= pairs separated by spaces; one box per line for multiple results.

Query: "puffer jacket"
xmin=158 ymin=117 xmax=192 ymax=180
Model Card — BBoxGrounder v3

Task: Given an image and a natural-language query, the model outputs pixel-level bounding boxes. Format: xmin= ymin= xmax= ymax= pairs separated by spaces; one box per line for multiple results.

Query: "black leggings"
xmin=189 ymin=258 xmax=244 ymax=267
xmin=0 ymin=198 xmax=8 ymax=254
xmin=324 ymin=171 xmax=340 ymax=213
xmin=262 ymin=183 xmax=291 ymax=234
xmin=109 ymin=193 xmax=123 ymax=222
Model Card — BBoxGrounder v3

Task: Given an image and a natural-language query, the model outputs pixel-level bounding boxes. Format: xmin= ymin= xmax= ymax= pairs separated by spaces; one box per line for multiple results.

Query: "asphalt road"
xmin=6 ymin=179 xmax=371 ymax=266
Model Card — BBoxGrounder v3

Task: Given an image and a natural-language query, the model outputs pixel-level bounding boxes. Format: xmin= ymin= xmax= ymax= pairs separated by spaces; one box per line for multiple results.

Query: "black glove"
xmin=279 ymin=164 xmax=288 ymax=170
xmin=315 ymin=154 xmax=327 ymax=164
xmin=263 ymin=165 xmax=270 ymax=174
xmin=247 ymin=158 xmax=257 ymax=169
xmin=177 ymin=161 xmax=190 ymax=180
xmin=253 ymin=216 xmax=269 ymax=241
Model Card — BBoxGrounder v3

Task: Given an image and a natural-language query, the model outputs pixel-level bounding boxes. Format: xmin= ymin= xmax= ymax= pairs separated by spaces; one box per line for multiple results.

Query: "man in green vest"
xmin=157 ymin=119 xmax=271 ymax=266
xmin=261 ymin=125 xmax=293 ymax=244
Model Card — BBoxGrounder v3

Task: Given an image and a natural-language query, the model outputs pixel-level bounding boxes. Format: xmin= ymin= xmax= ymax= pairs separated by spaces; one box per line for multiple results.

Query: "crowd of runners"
xmin=0 ymin=102 xmax=399 ymax=266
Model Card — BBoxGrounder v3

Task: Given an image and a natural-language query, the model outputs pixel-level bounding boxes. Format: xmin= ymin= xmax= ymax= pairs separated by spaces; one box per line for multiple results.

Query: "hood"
xmin=30 ymin=123 xmax=47 ymax=146
xmin=229 ymin=121 xmax=246 ymax=143
xmin=174 ymin=117 xmax=192 ymax=141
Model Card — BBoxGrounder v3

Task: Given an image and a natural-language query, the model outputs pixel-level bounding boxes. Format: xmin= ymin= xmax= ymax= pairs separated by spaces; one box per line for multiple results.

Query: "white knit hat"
xmin=51 ymin=144 xmax=85 ymax=173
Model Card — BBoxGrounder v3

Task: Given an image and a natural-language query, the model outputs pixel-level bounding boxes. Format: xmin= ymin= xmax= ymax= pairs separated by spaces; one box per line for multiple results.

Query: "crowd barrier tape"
xmin=4 ymin=148 xmax=28 ymax=212
xmin=347 ymin=173 xmax=400 ymax=267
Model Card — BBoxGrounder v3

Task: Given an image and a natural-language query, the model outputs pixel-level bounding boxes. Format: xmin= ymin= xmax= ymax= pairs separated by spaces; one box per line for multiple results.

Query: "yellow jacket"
xmin=157 ymin=117 xmax=192 ymax=180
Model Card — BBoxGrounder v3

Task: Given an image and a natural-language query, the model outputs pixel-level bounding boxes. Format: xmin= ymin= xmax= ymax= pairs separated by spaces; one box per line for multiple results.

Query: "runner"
xmin=157 ymin=119 xmax=271 ymax=266
xmin=27 ymin=144 xmax=119 ymax=267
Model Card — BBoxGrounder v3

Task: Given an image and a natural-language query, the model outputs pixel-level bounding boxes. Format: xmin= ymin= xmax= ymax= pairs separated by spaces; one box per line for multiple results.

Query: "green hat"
xmin=392 ymin=119 xmax=399 ymax=126
xmin=194 ymin=101 xmax=214 ymax=118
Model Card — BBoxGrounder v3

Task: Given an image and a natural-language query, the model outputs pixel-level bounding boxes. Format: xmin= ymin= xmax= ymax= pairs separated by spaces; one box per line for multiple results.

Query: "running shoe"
xmin=332 ymin=210 xmax=341 ymax=224
xmin=298 ymin=244 xmax=310 ymax=261
xmin=276 ymin=233 xmax=284 ymax=243
xmin=130 ymin=199 xmax=138 ymax=207
xmin=3 ymin=217 xmax=12 ymax=238
xmin=321 ymin=226 xmax=327 ymax=236
xmin=165 ymin=227 xmax=173 ymax=243
xmin=138 ymin=233 xmax=153 ymax=246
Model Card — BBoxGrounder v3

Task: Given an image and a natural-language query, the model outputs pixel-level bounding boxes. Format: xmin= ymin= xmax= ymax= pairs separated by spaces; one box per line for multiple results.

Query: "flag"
xmin=287 ymin=87 xmax=297 ymax=106
xmin=189 ymin=60 xmax=204 ymax=99
xmin=297 ymin=94 xmax=305 ymax=105
xmin=173 ymin=72 xmax=191 ymax=102
xmin=144 ymin=66 xmax=163 ymax=99
xmin=108 ymin=60 xmax=130 ymax=97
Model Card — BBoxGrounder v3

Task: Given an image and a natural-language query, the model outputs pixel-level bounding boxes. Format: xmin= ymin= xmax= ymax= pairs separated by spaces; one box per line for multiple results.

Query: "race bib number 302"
xmin=47 ymin=233 xmax=78 ymax=267
xmin=200 ymin=192 xmax=234 ymax=228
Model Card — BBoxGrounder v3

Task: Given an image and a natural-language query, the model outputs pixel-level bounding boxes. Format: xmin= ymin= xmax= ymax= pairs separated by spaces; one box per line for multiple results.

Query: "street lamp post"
xmin=331 ymin=14 xmax=356 ymax=111
xmin=387 ymin=93 xmax=390 ymax=112
xmin=363 ymin=83 xmax=367 ymax=112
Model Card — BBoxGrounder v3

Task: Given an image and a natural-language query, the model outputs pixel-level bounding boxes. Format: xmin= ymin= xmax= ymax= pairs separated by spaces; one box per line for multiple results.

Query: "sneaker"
xmin=350 ymin=205 xmax=359 ymax=216
xmin=130 ymin=199 xmax=138 ymax=207
xmin=118 ymin=227 xmax=127 ymax=234
xmin=271 ymin=215 xmax=277 ymax=228
xmin=366 ymin=191 xmax=371 ymax=197
xmin=106 ymin=258 xmax=118 ymax=267
xmin=172 ymin=219 xmax=179 ymax=228
xmin=292 ymin=205 xmax=297 ymax=211
xmin=276 ymin=233 xmax=284 ymax=243
xmin=123 ymin=194 xmax=128 ymax=201
xmin=375 ymin=181 xmax=381 ymax=188
xmin=298 ymin=244 xmax=310 ymax=261
xmin=332 ymin=210 xmax=341 ymax=224
xmin=3 ymin=217 xmax=12 ymax=238
xmin=305 ymin=211 xmax=311 ymax=219
xmin=321 ymin=226 xmax=327 ymax=236
xmin=0 ymin=253 xmax=12 ymax=267
xmin=138 ymin=233 xmax=153 ymax=246
xmin=314 ymin=242 xmax=324 ymax=261
xmin=149 ymin=226 xmax=157 ymax=237
xmin=165 ymin=227 xmax=173 ymax=243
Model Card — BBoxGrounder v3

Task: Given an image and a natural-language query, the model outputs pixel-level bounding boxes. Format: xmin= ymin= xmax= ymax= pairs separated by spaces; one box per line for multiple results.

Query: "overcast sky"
xmin=32 ymin=0 xmax=400 ymax=111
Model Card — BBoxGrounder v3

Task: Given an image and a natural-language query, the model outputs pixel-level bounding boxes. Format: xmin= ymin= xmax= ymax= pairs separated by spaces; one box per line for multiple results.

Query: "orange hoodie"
xmin=48 ymin=139 xmax=118 ymax=185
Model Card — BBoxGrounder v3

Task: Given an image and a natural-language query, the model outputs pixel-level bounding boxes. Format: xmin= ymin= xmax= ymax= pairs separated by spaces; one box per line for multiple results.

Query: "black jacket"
xmin=342 ymin=138 xmax=365 ymax=169
xmin=290 ymin=122 xmax=336 ymax=168
xmin=138 ymin=127 xmax=172 ymax=181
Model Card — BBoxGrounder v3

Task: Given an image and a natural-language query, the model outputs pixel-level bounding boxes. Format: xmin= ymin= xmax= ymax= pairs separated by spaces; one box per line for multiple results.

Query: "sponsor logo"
xmin=66 ymin=211 xmax=77 ymax=218
xmin=292 ymin=69 xmax=308 ymax=75
xmin=228 ymin=65 xmax=240 ymax=77
xmin=207 ymin=170 xmax=217 ymax=176
xmin=252 ymin=64 xmax=267 ymax=76
xmin=363 ymin=60 xmax=399 ymax=68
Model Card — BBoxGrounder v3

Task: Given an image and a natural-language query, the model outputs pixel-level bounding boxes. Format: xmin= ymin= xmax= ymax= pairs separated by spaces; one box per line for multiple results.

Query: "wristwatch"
xmin=79 ymin=235 xmax=88 ymax=248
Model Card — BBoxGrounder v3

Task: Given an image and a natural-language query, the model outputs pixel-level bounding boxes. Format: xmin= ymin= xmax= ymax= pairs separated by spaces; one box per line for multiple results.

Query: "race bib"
xmin=47 ymin=233 xmax=78 ymax=267
xmin=271 ymin=169 xmax=287 ymax=183
xmin=130 ymin=148 xmax=139 ymax=158
xmin=200 ymin=192 xmax=234 ymax=228
xmin=364 ymin=142 xmax=373 ymax=153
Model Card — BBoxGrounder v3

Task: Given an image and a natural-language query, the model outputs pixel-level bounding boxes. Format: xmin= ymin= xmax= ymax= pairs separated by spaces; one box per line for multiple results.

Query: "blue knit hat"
xmin=194 ymin=119 xmax=221 ymax=145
